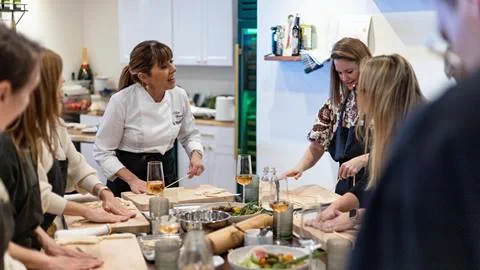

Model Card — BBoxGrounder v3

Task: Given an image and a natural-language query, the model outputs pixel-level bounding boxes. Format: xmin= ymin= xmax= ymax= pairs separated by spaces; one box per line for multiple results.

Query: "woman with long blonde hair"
xmin=15 ymin=49 xmax=134 ymax=232
xmin=0 ymin=25 xmax=102 ymax=270
xmin=282 ymin=37 xmax=372 ymax=197
xmin=308 ymin=54 xmax=425 ymax=232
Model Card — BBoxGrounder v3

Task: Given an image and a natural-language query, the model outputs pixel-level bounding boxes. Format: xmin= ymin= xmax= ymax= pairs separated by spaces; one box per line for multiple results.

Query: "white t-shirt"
xmin=94 ymin=84 xmax=203 ymax=180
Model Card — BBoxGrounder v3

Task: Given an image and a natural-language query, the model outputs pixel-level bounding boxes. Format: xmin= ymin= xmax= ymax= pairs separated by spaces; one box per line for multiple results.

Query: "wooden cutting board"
xmin=58 ymin=234 xmax=147 ymax=270
xmin=122 ymin=185 xmax=236 ymax=211
xmin=64 ymin=200 xmax=150 ymax=234
xmin=288 ymin=184 xmax=341 ymax=206
xmin=258 ymin=183 xmax=341 ymax=209
xmin=293 ymin=215 xmax=357 ymax=249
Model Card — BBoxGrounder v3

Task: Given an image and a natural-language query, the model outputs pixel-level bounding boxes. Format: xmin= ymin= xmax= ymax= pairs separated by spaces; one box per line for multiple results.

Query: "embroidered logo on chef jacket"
xmin=172 ymin=111 xmax=184 ymax=125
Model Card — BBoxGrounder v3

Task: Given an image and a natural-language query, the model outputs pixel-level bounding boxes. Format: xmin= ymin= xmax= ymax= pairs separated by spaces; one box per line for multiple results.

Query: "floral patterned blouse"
xmin=307 ymin=90 xmax=360 ymax=151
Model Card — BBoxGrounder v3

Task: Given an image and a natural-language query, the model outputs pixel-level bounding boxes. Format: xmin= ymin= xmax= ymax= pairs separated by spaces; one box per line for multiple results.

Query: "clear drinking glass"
xmin=178 ymin=231 xmax=214 ymax=270
xmin=236 ymin=154 xmax=253 ymax=203
xmin=147 ymin=161 xmax=165 ymax=196
xmin=267 ymin=174 xmax=289 ymax=212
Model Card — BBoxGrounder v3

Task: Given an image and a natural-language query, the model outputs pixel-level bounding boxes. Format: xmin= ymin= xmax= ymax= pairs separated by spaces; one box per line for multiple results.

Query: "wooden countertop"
xmin=67 ymin=118 xmax=234 ymax=143
xmin=67 ymin=128 xmax=96 ymax=143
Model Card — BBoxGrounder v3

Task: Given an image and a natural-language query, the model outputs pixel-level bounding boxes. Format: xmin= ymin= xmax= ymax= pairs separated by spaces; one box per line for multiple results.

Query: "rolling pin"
xmin=206 ymin=214 xmax=273 ymax=255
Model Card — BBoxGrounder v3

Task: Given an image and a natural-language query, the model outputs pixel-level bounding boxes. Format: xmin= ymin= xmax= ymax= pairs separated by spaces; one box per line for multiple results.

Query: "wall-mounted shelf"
xmin=264 ymin=55 xmax=301 ymax=62
xmin=0 ymin=3 xmax=28 ymax=31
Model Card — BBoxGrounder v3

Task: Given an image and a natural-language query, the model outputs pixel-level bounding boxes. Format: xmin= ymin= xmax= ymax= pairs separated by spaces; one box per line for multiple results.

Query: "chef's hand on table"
xmin=337 ymin=155 xmax=368 ymax=180
xmin=188 ymin=151 xmax=204 ymax=178
xmin=280 ymin=167 xmax=304 ymax=180
xmin=127 ymin=178 xmax=147 ymax=194
xmin=98 ymin=187 xmax=136 ymax=218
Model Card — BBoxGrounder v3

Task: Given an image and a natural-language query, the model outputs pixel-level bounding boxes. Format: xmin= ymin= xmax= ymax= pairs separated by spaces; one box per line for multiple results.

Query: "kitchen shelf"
xmin=0 ymin=3 xmax=28 ymax=31
xmin=264 ymin=55 xmax=301 ymax=62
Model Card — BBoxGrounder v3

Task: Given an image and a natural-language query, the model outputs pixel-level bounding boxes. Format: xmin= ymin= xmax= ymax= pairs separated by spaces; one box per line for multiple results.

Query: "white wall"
xmin=16 ymin=0 xmax=85 ymax=81
xmin=257 ymin=0 xmax=453 ymax=190
xmin=83 ymin=0 xmax=123 ymax=89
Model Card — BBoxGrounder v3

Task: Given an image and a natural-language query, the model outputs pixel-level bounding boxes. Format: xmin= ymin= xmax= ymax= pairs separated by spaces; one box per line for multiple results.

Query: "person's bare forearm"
xmin=115 ymin=167 xmax=140 ymax=184
xmin=295 ymin=142 xmax=325 ymax=171
xmin=63 ymin=201 xmax=91 ymax=217
xmin=8 ymin=242 xmax=50 ymax=269
xmin=331 ymin=192 xmax=360 ymax=212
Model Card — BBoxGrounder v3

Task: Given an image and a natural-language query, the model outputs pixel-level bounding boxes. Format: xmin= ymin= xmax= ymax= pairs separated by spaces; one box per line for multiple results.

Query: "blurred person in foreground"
xmin=349 ymin=0 xmax=480 ymax=269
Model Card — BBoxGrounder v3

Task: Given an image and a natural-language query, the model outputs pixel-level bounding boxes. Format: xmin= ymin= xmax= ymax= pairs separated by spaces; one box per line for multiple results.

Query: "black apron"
xmin=328 ymin=99 xmax=366 ymax=195
xmin=41 ymin=159 xmax=68 ymax=230
xmin=107 ymin=148 xmax=177 ymax=197
xmin=12 ymin=152 xmax=44 ymax=250
xmin=0 ymin=195 xmax=14 ymax=270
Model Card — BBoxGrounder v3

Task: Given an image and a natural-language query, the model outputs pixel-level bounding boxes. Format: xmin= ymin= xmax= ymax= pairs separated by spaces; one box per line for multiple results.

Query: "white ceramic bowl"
xmin=228 ymin=245 xmax=309 ymax=270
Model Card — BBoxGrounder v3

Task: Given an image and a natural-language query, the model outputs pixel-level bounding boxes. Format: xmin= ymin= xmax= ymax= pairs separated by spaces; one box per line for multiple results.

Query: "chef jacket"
xmin=94 ymin=84 xmax=203 ymax=180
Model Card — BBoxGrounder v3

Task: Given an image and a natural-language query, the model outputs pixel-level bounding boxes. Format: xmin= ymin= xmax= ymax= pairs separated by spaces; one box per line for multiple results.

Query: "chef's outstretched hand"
xmin=280 ymin=168 xmax=304 ymax=180
xmin=128 ymin=179 xmax=147 ymax=194
xmin=188 ymin=151 xmax=204 ymax=178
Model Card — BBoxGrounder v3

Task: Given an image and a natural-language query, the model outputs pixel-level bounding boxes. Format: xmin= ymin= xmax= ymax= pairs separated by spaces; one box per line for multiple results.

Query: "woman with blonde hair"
xmin=308 ymin=54 xmax=425 ymax=232
xmin=22 ymin=49 xmax=135 ymax=231
xmin=0 ymin=25 xmax=102 ymax=270
xmin=282 ymin=37 xmax=372 ymax=195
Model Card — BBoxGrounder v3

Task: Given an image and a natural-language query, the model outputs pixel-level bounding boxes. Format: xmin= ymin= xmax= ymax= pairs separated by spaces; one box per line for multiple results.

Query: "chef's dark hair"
xmin=119 ymin=40 xmax=173 ymax=90
xmin=0 ymin=23 xmax=41 ymax=93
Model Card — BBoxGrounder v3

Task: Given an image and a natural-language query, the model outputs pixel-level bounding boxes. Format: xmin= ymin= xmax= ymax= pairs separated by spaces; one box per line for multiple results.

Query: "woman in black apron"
xmin=327 ymin=100 xmax=366 ymax=194
xmin=95 ymin=41 xmax=204 ymax=197
xmin=41 ymin=159 xmax=68 ymax=230
xmin=282 ymin=37 xmax=372 ymax=195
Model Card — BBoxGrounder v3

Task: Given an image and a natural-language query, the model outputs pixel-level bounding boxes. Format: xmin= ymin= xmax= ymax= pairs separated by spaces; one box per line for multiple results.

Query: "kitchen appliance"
xmin=215 ymin=96 xmax=235 ymax=121
xmin=93 ymin=76 xmax=112 ymax=93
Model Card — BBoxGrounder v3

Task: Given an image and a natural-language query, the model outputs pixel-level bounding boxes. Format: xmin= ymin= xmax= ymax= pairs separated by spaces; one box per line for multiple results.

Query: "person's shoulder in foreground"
xmin=348 ymin=70 xmax=480 ymax=270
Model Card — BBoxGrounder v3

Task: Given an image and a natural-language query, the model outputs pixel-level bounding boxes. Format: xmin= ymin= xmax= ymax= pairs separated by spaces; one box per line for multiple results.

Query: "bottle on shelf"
xmin=291 ymin=14 xmax=301 ymax=56
xmin=77 ymin=48 xmax=93 ymax=82
xmin=2 ymin=0 xmax=12 ymax=10
xmin=13 ymin=0 xmax=21 ymax=10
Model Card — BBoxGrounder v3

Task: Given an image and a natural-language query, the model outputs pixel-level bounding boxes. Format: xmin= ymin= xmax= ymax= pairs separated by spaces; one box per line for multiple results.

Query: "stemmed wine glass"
xmin=236 ymin=154 xmax=253 ymax=203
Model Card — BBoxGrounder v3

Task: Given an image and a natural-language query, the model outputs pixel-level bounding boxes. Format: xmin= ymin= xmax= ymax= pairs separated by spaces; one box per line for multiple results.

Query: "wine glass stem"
xmin=242 ymin=185 xmax=246 ymax=203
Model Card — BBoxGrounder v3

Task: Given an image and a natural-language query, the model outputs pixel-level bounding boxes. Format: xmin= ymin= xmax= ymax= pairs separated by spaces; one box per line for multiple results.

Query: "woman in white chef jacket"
xmin=94 ymin=40 xmax=204 ymax=196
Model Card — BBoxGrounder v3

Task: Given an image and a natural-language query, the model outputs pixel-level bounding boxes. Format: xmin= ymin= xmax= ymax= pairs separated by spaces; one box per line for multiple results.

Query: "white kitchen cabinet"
xmin=118 ymin=0 xmax=172 ymax=63
xmin=172 ymin=0 xmax=233 ymax=66
xmin=178 ymin=124 xmax=236 ymax=193
xmin=171 ymin=0 xmax=204 ymax=66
